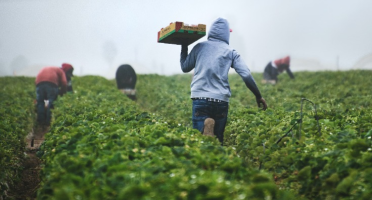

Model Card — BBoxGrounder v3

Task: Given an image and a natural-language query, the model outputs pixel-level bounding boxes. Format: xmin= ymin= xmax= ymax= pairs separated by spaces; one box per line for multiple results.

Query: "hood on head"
xmin=207 ymin=18 xmax=230 ymax=44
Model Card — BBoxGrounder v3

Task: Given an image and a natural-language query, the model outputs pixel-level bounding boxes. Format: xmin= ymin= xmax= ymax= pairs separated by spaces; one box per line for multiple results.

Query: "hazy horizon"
xmin=1 ymin=0 xmax=372 ymax=78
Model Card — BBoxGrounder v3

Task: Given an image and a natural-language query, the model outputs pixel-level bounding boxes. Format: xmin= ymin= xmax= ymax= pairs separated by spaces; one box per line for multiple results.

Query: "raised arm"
xmin=180 ymin=44 xmax=196 ymax=73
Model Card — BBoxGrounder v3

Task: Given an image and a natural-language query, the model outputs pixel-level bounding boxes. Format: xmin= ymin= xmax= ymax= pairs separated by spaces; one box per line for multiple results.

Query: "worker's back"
xmin=115 ymin=64 xmax=137 ymax=89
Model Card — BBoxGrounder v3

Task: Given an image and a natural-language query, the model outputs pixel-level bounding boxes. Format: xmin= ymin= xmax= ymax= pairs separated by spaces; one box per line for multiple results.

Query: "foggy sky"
xmin=1 ymin=0 xmax=372 ymax=78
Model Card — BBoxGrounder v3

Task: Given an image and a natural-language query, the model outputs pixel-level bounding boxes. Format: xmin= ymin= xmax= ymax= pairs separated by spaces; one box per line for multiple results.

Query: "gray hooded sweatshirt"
xmin=180 ymin=18 xmax=261 ymax=102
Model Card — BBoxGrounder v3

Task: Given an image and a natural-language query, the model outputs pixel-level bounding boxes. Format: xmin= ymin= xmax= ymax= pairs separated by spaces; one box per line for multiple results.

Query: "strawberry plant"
xmin=3 ymin=70 xmax=372 ymax=199
xmin=37 ymin=76 xmax=298 ymax=200
xmin=0 ymin=76 xmax=35 ymax=199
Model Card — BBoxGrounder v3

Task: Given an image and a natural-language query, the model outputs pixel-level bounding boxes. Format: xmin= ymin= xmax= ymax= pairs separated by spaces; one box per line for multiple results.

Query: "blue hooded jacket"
xmin=180 ymin=18 xmax=261 ymax=102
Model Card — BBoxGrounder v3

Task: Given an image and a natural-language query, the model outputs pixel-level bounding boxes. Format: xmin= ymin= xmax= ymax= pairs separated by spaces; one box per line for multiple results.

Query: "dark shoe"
xmin=203 ymin=118 xmax=215 ymax=137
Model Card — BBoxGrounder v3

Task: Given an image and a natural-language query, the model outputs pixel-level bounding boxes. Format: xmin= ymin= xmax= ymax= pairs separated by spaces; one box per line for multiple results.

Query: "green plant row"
xmin=0 ymin=77 xmax=36 ymax=199
xmin=37 ymin=76 xmax=297 ymax=200
xmin=134 ymin=74 xmax=193 ymax=126
xmin=134 ymin=70 xmax=372 ymax=199
xmin=225 ymin=71 xmax=372 ymax=199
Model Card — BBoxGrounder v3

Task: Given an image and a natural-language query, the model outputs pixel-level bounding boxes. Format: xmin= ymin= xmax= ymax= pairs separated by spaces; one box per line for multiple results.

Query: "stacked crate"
xmin=157 ymin=22 xmax=206 ymax=45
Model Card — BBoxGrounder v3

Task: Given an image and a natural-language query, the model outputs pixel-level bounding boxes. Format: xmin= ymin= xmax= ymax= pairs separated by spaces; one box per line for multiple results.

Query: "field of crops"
xmin=1 ymin=70 xmax=372 ymax=200
xmin=0 ymin=77 xmax=36 ymax=199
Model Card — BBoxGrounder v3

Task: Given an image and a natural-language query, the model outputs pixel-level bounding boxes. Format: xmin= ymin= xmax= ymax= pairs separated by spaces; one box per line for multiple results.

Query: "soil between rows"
xmin=7 ymin=126 xmax=48 ymax=200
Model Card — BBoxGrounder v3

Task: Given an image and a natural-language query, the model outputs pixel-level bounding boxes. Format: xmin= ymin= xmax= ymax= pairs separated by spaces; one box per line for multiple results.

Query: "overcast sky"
xmin=1 ymin=0 xmax=372 ymax=78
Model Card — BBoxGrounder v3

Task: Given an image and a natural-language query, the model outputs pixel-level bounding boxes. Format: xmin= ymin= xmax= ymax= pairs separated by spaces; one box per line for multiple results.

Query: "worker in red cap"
xmin=35 ymin=63 xmax=73 ymax=127
xmin=61 ymin=63 xmax=74 ymax=92
xmin=262 ymin=56 xmax=294 ymax=84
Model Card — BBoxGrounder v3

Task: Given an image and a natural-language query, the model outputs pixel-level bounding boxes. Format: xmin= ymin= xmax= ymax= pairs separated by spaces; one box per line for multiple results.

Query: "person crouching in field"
xmin=35 ymin=65 xmax=71 ymax=127
xmin=115 ymin=64 xmax=137 ymax=101
xmin=180 ymin=17 xmax=267 ymax=145
xmin=61 ymin=63 xmax=74 ymax=93
xmin=262 ymin=56 xmax=294 ymax=84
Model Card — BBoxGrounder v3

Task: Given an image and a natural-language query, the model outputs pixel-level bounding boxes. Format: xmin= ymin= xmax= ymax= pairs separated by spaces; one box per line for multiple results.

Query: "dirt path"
xmin=7 ymin=126 xmax=48 ymax=200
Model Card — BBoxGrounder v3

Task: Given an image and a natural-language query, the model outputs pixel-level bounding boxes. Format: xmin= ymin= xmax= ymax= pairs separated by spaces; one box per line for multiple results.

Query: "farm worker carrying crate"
xmin=115 ymin=64 xmax=137 ymax=101
xmin=179 ymin=18 xmax=267 ymax=145
xmin=262 ymin=56 xmax=295 ymax=84
xmin=35 ymin=63 xmax=74 ymax=127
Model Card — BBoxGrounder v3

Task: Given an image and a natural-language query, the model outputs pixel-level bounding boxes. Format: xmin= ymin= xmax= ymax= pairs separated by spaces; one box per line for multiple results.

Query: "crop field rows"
xmin=1 ymin=70 xmax=371 ymax=199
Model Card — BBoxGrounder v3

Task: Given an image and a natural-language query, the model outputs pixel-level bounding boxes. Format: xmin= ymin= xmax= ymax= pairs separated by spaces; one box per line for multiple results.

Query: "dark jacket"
xmin=115 ymin=64 xmax=137 ymax=89
xmin=263 ymin=62 xmax=294 ymax=82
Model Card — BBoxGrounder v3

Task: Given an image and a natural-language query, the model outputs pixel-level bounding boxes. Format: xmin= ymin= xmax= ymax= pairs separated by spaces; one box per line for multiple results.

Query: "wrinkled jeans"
xmin=192 ymin=99 xmax=229 ymax=145
xmin=36 ymin=82 xmax=59 ymax=125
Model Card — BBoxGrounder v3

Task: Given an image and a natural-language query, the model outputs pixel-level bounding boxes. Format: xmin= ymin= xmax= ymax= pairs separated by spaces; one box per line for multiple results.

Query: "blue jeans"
xmin=192 ymin=99 xmax=229 ymax=145
xmin=36 ymin=82 xmax=59 ymax=125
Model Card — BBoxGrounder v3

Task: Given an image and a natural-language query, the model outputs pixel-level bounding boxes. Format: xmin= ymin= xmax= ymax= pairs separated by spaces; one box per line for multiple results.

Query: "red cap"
xmin=61 ymin=63 xmax=73 ymax=72
xmin=283 ymin=56 xmax=290 ymax=65
xmin=230 ymin=29 xmax=233 ymax=32
xmin=274 ymin=56 xmax=290 ymax=66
